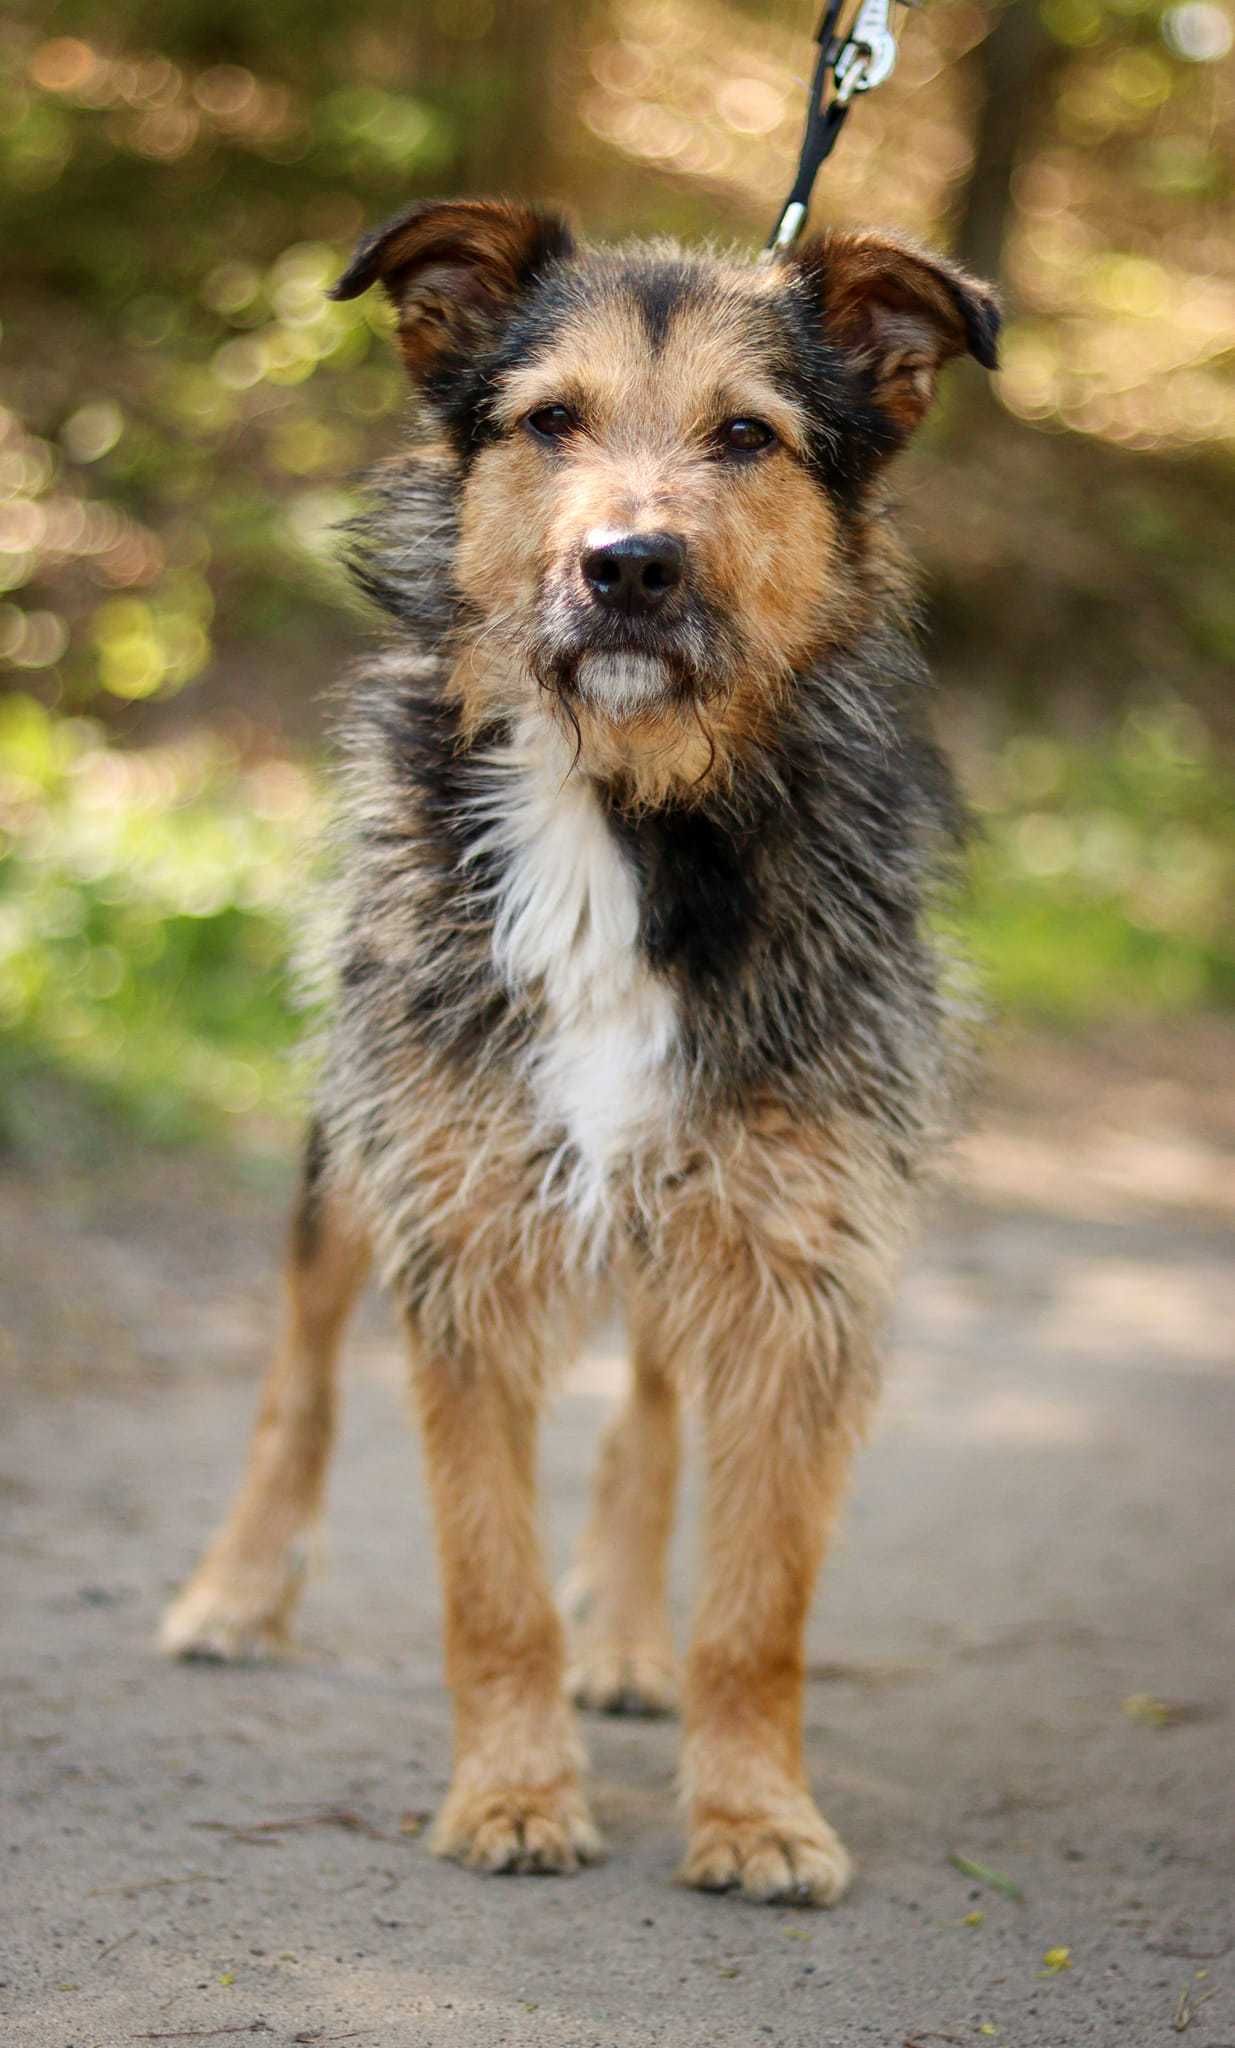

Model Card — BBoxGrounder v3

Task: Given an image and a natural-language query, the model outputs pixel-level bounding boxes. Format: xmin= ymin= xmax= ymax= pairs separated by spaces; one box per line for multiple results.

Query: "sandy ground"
xmin=2 ymin=1024 xmax=1234 ymax=2048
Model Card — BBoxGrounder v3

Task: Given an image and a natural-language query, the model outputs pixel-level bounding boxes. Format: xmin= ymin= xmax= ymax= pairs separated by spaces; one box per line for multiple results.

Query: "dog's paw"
xmin=159 ymin=1555 xmax=305 ymax=1663
xmin=568 ymin=1643 xmax=679 ymax=1718
xmin=680 ymin=1802 xmax=852 ymax=1906
xmin=432 ymin=1779 xmax=604 ymax=1875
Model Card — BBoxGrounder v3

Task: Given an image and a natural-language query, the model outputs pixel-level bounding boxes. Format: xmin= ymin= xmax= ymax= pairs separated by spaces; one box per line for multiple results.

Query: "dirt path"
xmin=3 ymin=1026 xmax=1234 ymax=2048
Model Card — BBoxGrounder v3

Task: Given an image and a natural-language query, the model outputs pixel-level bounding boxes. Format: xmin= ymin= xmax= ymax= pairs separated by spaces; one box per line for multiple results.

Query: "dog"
xmin=161 ymin=197 xmax=999 ymax=1905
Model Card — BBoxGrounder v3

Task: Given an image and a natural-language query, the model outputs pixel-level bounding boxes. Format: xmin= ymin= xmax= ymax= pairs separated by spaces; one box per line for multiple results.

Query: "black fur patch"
xmin=292 ymin=1116 xmax=329 ymax=1264
xmin=625 ymin=260 xmax=705 ymax=349
xmin=602 ymin=792 xmax=765 ymax=990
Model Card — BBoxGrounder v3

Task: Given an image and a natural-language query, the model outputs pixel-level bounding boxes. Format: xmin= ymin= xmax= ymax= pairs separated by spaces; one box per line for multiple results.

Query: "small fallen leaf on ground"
xmin=218 ymin=1972 xmax=235 ymax=1986
xmin=1123 ymin=1692 xmax=1170 ymax=1727
xmin=1041 ymin=1946 xmax=1072 ymax=1974
xmin=963 ymin=1910 xmax=986 ymax=1928
xmin=979 ymin=2027 xmax=998 ymax=2038
xmin=947 ymin=1852 xmax=1025 ymax=1902
xmin=1122 ymin=1693 xmax=1212 ymax=1729
xmin=398 ymin=1809 xmax=429 ymax=1836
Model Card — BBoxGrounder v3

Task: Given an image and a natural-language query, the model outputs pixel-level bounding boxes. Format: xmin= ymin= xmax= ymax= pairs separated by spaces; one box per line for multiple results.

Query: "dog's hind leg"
xmin=565 ymin=1305 xmax=681 ymax=1717
xmin=160 ymin=1120 xmax=370 ymax=1661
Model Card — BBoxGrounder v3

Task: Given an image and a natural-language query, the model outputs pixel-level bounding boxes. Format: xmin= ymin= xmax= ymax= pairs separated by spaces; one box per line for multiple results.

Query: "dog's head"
xmin=334 ymin=199 xmax=998 ymax=780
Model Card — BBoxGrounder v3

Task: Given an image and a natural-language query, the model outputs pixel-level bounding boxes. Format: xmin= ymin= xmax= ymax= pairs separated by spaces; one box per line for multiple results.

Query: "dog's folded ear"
xmin=330 ymin=198 xmax=574 ymax=381
xmin=796 ymin=229 xmax=1000 ymax=443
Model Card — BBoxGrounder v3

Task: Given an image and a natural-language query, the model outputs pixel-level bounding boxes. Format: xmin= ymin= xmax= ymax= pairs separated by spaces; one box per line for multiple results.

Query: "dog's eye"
xmin=717 ymin=417 xmax=777 ymax=456
xmin=526 ymin=404 xmax=578 ymax=443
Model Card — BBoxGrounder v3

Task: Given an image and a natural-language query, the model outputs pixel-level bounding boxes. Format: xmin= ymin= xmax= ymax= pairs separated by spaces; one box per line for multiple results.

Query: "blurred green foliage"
xmin=960 ymin=705 xmax=1235 ymax=1018
xmin=0 ymin=693 xmax=318 ymax=1142
xmin=0 ymin=6 xmax=424 ymax=706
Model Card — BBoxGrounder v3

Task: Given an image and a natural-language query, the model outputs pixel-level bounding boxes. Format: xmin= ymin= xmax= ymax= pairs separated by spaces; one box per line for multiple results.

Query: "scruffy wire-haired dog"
xmin=161 ymin=199 xmax=999 ymax=1905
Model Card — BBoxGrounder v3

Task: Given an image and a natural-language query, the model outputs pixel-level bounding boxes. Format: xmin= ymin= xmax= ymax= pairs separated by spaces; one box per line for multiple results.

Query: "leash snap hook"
xmin=833 ymin=0 xmax=899 ymax=95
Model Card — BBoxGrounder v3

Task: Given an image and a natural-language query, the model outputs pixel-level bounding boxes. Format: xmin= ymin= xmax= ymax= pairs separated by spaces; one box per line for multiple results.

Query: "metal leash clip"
xmin=833 ymin=0 xmax=901 ymax=99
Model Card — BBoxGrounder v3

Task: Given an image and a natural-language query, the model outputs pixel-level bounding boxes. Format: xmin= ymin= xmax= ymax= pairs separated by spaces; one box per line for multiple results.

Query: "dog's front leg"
xmin=657 ymin=1115 xmax=904 ymax=1904
xmin=680 ymin=1354 xmax=860 ymax=1906
xmin=409 ymin=1340 xmax=602 ymax=1875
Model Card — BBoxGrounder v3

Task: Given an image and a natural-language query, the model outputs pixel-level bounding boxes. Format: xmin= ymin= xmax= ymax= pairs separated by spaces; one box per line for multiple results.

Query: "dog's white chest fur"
xmin=474 ymin=717 xmax=678 ymax=1217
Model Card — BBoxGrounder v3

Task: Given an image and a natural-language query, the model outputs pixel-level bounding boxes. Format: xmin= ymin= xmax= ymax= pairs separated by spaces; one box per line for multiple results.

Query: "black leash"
xmin=765 ymin=0 xmax=915 ymax=256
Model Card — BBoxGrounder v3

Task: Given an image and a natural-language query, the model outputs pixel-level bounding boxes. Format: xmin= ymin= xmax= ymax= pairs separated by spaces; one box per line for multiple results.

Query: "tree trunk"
xmin=953 ymin=0 xmax=1062 ymax=288
xmin=411 ymin=0 xmax=565 ymax=197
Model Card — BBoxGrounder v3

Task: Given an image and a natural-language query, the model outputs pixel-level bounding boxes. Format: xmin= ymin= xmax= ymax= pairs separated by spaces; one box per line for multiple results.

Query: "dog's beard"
xmin=530 ymin=635 xmax=697 ymax=720
xmin=573 ymin=651 xmax=668 ymax=720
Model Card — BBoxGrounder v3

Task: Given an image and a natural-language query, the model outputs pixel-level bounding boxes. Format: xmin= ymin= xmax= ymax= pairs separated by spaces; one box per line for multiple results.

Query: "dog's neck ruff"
xmin=465 ymin=710 xmax=680 ymax=1244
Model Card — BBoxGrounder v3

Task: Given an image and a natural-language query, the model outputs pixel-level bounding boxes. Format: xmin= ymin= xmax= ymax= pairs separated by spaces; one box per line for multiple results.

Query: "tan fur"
xmin=679 ymin=1398 xmax=858 ymax=1906
xmin=638 ymin=1108 xmax=903 ymax=1898
xmin=410 ymin=1349 xmax=602 ymax=1873
xmin=160 ymin=1183 xmax=370 ymax=1660
xmin=565 ymin=1309 xmax=681 ymax=1716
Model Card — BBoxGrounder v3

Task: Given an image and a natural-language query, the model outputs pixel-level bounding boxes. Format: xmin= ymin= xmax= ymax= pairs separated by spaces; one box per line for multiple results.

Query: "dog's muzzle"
xmin=531 ymin=534 xmax=735 ymax=716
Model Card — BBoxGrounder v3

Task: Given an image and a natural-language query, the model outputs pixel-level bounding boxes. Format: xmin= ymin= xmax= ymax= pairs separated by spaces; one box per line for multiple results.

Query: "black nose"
xmin=581 ymin=532 xmax=685 ymax=615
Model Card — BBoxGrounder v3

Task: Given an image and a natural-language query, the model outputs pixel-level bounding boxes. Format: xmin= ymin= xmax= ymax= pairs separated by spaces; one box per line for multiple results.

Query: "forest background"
xmin=2 ymin=0 xmax=1233 ymax=1149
